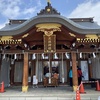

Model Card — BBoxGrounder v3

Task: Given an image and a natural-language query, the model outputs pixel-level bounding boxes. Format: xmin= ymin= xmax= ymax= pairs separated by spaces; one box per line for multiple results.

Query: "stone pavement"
xmin=0 ymin=85 xmax=100 ymax=100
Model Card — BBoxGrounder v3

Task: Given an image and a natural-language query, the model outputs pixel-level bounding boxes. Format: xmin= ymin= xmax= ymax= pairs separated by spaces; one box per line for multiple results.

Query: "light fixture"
xmin=65 ymin=52 xmax=70 ymax=59
xmin=80 ymin=52 xmax=82 ymax=58
xmin=32 ymin=53 xmax=36 ymax=60
xmin=93 ymin=52 xmax=96 ymax=58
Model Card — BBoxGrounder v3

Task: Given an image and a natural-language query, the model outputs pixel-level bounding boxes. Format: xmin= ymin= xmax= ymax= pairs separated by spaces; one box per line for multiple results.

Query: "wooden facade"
xmin=0 ymin=1 xmax=100 ymax=92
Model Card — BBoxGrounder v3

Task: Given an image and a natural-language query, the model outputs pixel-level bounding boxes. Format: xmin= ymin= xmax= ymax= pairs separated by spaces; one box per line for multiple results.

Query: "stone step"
xmin=0 ymin=86 xmax=100 ymax=100
xmin=0 ymin=96 xmax=99 ymax=100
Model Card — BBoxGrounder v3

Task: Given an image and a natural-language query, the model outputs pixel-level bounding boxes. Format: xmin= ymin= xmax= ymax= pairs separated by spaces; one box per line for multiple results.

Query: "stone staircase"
xmin=0 ymin=85 xmax=100 ymax=100
xmin=0 ymin=96 xmax=99 ymax=100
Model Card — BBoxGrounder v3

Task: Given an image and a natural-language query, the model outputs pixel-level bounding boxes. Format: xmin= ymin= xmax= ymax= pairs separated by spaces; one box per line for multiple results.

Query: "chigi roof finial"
xmin=47 ymin=0 xmax=51 ymax=4
xmin=37 ymin=0 xmax=60 ymax=15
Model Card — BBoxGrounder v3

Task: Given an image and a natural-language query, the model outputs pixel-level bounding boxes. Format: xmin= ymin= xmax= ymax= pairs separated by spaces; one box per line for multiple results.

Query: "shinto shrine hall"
xmin=0 ymin=1 xmax=100 ymax=92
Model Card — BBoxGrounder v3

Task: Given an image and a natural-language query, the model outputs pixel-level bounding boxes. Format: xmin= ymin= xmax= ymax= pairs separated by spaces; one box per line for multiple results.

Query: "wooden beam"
xmin=0 ymin=48 xmax=100 ymax=54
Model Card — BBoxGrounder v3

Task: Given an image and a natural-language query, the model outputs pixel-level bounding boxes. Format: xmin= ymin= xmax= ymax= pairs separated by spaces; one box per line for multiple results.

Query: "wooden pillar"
xmin=71 ymin=52 xmax=78 ymax=91
xmin=22 ymin=52 xmax=29 ymax=92
xmin=67 ymin=60 xmax=70 ymax=84
xmin=88 ymin=61 xmax=92 ymax=80
xmin=10 ymin=64 xmax=14 ymax=85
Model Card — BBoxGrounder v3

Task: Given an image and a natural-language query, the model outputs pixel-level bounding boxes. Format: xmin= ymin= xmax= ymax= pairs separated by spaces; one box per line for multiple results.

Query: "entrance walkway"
xmin=0 ymin=85 xmax=100 ymax=100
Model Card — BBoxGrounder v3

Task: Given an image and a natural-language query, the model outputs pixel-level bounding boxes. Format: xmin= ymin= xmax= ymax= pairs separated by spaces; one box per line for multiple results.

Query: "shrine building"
xmin=0 ymin=1 xmax=100 ymax=92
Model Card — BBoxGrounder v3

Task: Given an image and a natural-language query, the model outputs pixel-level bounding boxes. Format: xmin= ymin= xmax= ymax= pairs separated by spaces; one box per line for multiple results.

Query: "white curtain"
xmin=37 ymin=61 xmax=43 ymax=82
xmin=91 ymin=56 xmax=100 ymax=78
xmin=59 ymin=61 xmax=67 ymax=82
xmin=14 ymin=62 xmax=23 ymax=82
xmin=0 ymin=59 xmax=10 ymax=87
xmin=80 ymin=61 xmax=89 ymax=80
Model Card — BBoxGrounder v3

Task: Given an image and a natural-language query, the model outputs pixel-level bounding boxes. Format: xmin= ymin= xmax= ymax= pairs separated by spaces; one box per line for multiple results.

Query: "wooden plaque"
xmin=44 ymin=35 xmax=56 ymax=53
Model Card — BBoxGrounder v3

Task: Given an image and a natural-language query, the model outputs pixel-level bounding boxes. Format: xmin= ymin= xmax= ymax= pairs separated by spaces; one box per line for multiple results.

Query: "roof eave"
xmin=0 ymin=15 xmax=100 ymax=36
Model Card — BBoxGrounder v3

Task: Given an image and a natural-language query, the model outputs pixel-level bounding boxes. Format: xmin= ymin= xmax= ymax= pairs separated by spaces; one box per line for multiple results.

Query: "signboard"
xmin=44 ymin=35 xmax=56 ymax=53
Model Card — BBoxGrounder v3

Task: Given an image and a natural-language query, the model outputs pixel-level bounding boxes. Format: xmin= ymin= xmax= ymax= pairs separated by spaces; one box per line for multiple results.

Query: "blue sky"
xmin=0 ymin=0 xmax=100 ymax=29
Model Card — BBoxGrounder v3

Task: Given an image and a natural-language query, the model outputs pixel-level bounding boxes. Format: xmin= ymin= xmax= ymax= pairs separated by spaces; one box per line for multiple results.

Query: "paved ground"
xmin=0 ymin=85 xmax=100 ymax=100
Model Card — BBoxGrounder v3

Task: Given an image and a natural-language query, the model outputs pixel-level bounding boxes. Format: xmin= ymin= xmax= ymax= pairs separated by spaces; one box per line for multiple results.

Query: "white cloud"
xmin=23 ymin=7 xmax=37 ymax=15
xmin=3 ymin=6 xmax=20 ymax=18
xmin=0 ymin=0 xmax=21 ymax=18
xmin=0 ymin=0 xmax=43 ymax=29
xmin=0 ymin=0 xmax=42 ymax=19
xmin=19 ymin=0 xmax=42 ymax=18
xmin=68 ymin=1 xmax=100 ymax=25
xmin=36 ymin=0 xmax=42 ymax=6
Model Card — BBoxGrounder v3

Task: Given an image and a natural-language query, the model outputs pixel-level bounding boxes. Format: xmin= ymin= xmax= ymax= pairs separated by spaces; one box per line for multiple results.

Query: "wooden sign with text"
xmin=44 ymin=35 xmax=56 ymax=53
